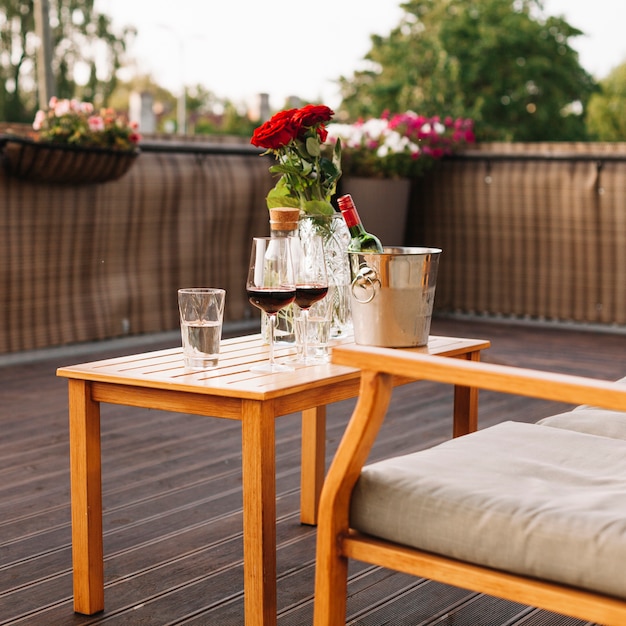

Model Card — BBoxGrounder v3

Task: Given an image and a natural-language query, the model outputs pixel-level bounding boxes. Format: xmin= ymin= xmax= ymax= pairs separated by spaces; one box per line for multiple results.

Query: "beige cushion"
xmin=538 ymin=408 xmax=626 ymax=440
xmin=538 ymin=375 xmax=626 ymax=440
xmin=350 ymin=421 xmax=626 ymax=600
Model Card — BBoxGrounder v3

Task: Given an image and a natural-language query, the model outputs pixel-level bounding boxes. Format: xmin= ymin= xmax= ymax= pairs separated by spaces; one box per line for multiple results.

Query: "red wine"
xmin=247 ymin=288 xmax=295 ymax=315
xmin=295 ymin=284 xmax=329 ymax=309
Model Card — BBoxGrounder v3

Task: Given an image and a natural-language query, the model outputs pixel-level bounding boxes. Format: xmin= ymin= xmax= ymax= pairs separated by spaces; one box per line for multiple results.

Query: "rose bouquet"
xmin=325 ymin=111 xmax=474 ymax=179
xmin=251 ymin=104 xmax=341 ymax=216
xmin=32 ymin=97 xmax=141 ymax=151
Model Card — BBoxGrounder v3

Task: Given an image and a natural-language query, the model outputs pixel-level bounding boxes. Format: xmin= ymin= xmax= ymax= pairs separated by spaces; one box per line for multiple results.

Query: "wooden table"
xmin=57 ymin=333 xmax=490 ymax=625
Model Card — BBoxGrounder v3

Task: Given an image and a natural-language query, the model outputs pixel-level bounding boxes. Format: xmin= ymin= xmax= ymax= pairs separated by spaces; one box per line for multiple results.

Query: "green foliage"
xmin=219 ymin=104 xmax=257 ymax=137
xmin=0 ymin=0 xmax=135 ymax=123
xmin=338 ymin=0 xmax=597 ymax=141
xmin=586 ymin=63 xmax=626 ymax=141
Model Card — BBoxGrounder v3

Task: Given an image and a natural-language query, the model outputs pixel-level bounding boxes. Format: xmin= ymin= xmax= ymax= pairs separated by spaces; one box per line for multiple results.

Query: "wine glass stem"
xmin=302 ymin=309 xmax=309 ymax=363
xmin=268 ymin=313 xmax=276 ymax=367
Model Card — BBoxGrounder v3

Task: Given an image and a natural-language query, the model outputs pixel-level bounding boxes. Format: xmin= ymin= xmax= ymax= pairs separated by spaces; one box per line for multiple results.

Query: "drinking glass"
xmin=294 ymin=234 xmax=328 ymax=364
xmin=246 ymin=237 xmax=296 ymax=372
xmin=178 ymin=288 xmax=226 ymax=369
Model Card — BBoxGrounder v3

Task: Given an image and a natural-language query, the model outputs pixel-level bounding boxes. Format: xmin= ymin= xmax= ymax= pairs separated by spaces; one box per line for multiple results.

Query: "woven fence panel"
xmin=0 ymin=149 xmax=272 ymax=353
xmin=410 ymin=143 xmax=626 ymax=325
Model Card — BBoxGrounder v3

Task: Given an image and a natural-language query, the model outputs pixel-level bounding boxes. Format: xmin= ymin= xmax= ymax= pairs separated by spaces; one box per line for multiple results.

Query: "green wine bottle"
xmin=337 ymin=194 xmax=384 ymax=253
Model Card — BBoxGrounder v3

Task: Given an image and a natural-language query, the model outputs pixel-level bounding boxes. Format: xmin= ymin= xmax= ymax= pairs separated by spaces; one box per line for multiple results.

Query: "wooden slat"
xmin=343 ymin=532 xmax=626 ymax=626
xmin=57 ymin=334 xmax=490 ymax=403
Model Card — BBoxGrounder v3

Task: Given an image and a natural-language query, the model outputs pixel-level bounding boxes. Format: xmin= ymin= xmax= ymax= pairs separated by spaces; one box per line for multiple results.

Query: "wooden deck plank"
xmin=2 ymin=318 xmax=625 ymax=625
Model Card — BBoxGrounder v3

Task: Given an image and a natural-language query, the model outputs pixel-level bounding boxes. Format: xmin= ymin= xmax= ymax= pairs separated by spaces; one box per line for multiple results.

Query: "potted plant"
xmin=1 ymin=97 xmax=141 ymax=184
xmin=251 ymin=104 xmax=352 ymax=336
xmin=325 ymin=112 xmax=475 ymax=245
xmin=250 ymin=103 xmax=341 ymax=216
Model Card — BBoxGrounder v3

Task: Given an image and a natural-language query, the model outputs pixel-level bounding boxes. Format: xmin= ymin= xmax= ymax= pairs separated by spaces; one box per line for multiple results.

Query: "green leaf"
xmin=266 ymin=180 xmax=300 ymax=209
xmin=333 ymin=138 xmax=342 ymax=174
xmin=305 ymin=136 xmax=321 ymax=157
xmin=301 ymin=199 xmax=334 ymax=216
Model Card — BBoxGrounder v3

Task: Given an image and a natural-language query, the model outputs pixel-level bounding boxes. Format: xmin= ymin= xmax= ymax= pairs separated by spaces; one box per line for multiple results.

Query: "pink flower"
xmin=326 ymin=110 xmax=475 ymax=178
xmin=32 ymin=110 xmax=46 ymax=131
xmin=32 ymin=98 xmax=141 ymax=151
xmin=53 ymin=99 xmax=71 ymax=116
xmin=88 ymin=116 xmax=105 ymax=132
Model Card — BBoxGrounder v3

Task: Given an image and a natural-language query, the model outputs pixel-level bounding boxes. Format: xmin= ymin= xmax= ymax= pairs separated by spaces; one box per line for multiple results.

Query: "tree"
xmin=585 ymin=63 xmax=626 ymax=141
xmin=338 ymin=0 xmax=597 ymax=141
xmin=0 ymin=0 xmax=135 ymax=123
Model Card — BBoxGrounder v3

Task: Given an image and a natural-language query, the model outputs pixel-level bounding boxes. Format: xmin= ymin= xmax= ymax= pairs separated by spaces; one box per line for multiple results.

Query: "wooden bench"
xmin=313 ymin=344 xmax=626 ymax=626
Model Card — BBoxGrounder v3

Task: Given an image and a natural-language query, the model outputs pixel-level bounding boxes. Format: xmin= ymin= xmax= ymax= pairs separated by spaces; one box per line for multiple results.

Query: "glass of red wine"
xmin=246 ymin=237 xmax=296 ymax=372
xmin=294 ymin=234 xmax=328 ymax=364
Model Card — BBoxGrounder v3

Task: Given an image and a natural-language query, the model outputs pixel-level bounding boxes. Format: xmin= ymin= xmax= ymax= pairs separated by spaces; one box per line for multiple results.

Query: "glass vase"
xmin=298 ymin=213 xmax=352 ymax=338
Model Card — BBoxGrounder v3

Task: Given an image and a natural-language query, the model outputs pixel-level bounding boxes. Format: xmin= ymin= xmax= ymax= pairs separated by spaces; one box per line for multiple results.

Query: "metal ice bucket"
xmin=349 ymin=247 xmax=441 ymax=347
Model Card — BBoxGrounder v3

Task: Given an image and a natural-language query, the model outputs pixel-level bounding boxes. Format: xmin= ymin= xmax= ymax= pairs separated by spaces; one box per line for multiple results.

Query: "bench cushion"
xmin=538 ymin=408 xmax=626 ymax=440
xmin=350 ymin=421 xmax=626 ymax=599
xmin=538 ymin=375 xmax=626 ymax=440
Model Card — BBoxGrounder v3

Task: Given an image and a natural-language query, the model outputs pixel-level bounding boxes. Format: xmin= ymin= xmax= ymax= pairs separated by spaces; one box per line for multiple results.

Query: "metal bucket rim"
xmin=349 ymin=246 xmax=442 ymax=257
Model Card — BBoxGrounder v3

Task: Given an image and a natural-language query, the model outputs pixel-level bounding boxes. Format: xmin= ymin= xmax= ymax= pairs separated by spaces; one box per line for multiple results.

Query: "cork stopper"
xmin=269 ymin=207 xmax=300 ymax=232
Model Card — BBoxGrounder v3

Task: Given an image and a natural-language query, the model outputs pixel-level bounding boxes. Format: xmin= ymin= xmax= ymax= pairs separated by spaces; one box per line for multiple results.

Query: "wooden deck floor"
xmin=2 ymin=317 xmax=626 ymax=626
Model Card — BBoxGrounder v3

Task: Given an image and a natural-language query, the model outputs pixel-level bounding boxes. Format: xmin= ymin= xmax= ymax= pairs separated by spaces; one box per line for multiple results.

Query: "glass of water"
xmin=178 ymin=288 xmax=226 ymax=369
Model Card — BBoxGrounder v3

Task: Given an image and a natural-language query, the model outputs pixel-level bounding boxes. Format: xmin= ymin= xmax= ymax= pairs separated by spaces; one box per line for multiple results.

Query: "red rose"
xmin=293 ymin=104 xmax=334 ymax=130
xmin=251 ymin=108 xmax=298 ymax=150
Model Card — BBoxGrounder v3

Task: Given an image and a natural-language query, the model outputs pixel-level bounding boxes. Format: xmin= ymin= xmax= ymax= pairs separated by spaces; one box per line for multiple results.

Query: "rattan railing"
xmin=0 ymin=137 xmax=272 ymax=353
xmin=2 ymin=139 xmax=625 ymax=354
xmin=408 ymin=143 xmax=626 ymax=327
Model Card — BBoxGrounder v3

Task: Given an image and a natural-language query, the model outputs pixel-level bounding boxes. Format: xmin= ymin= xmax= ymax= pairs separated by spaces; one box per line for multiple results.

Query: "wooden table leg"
xmin=67 ymin=380 xmax=104 ymax=614
xmin=241 ymin=400 xmax=277 ymax=626
xmin=452 ymin=350 xmax=481 ymax=437
xmin=300 ymin=406 xmax=326 ymax=525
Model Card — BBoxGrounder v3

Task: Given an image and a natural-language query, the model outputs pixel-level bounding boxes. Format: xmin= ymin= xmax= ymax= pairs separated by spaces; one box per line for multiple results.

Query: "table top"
xmin=56 ymin=334 xmax=490 ymax=402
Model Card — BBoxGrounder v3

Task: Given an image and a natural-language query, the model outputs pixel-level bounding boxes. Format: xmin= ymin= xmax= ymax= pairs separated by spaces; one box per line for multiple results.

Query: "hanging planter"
xmin=1 ymin=136 xmax=139 ymax=185
xmin=1 ymin=97 xmax=141 ymax=185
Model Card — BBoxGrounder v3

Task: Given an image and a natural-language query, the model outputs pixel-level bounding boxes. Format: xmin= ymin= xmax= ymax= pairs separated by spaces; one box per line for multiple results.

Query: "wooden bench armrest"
xmin=332 ymin=344 xmax=626 ymax=412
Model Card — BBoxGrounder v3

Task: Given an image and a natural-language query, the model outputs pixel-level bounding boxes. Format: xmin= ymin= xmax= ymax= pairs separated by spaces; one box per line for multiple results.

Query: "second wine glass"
xmin=246 ymin=236 xmax=296 ymax=372
xmin=294 ymin=234 xmax=328 ymax=364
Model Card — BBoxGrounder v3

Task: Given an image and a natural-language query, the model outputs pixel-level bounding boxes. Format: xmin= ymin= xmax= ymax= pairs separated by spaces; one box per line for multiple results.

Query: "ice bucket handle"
xmin=350 ymin=263 xmax=380 ymax=304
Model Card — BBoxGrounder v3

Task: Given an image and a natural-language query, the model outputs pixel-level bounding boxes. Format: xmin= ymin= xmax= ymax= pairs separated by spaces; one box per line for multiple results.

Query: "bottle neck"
xmin=270 ymin=228 xmax=297 ymax=238
xmin=339 ymin=204 xmax=367 ymax=237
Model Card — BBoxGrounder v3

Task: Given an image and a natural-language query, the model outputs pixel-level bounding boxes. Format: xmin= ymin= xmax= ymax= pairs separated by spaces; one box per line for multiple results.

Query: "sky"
xmin=96 ymin=0 xmax=626 ymax=111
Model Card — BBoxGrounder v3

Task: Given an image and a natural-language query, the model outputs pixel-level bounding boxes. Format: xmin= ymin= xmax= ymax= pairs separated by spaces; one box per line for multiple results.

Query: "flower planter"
xmin=341 ymin=176 xmax=411 ymax=246
xmin=1 ymin=136 xmax=139 ymax=184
